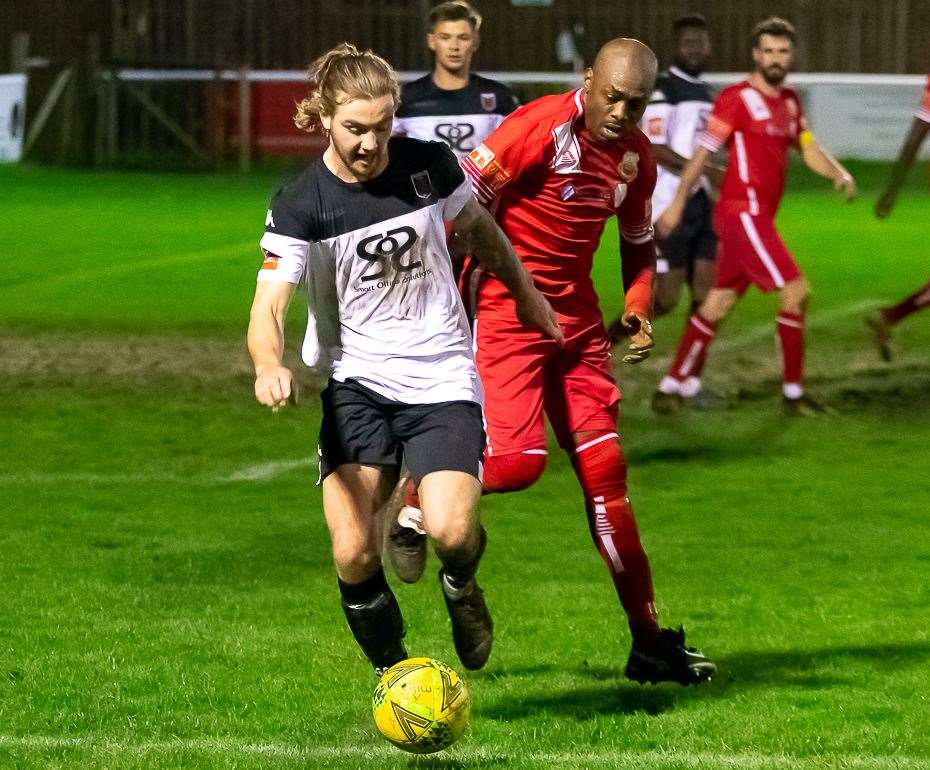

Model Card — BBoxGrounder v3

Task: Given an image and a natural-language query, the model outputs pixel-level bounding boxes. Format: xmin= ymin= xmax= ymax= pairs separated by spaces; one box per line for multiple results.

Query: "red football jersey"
xmin=462 ymin=89 xmax=656 ymax=318
xmin=917 ymin=75 xmax=930 ymax=124
xmin=700 ymin=81 xmax=807 ymax=217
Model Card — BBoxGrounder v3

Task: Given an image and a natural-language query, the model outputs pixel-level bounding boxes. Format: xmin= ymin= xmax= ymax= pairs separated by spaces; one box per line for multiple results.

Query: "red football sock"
xmin=882 ymin=280 xmax=930 ymax=326
xmin=668 ymin=313 xmax=717 ymax=381
xmin=571 ymin=433 xmax=659 ymax=641
xmin=776 ymin=311 xmax=805 ymax=389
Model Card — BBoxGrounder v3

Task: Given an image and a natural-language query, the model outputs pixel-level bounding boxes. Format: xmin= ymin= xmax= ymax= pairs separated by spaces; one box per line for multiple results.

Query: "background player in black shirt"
xmin=393 ymin=1 xmax=519 ymax=160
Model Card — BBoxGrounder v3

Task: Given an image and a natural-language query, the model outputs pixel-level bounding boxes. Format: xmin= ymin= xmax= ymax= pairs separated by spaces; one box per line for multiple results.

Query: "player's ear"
xmin=427 ymin=32 xmax=437 ymax=52
xmin=471 ymin=30 xmax=480 ymax=52
xmin=583 ymin=67 xmax=593 ymax=93
xmin=320 ymin=113 xmax=333 ymax=134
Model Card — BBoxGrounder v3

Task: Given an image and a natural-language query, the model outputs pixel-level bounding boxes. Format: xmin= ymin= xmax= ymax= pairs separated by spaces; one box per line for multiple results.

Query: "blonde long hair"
xmin=294 ymin=43 xmax=400 ymax=134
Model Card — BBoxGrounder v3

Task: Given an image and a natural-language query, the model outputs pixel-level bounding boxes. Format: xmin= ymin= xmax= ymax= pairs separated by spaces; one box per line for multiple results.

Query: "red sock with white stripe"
xmin=882 ymin=280 xmax=930 ymax=326
xmin=776 ymin=311 xmax=805 ymax=397
xmin=571 ymin=433 xmax=659 ymax=642
xmin=661 ymin=314 xmax=717 ymax=393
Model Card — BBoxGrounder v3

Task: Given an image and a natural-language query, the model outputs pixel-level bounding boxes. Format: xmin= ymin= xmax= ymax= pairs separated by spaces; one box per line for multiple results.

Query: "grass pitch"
xmin=1 ymin=161 xmax=929 ymax=769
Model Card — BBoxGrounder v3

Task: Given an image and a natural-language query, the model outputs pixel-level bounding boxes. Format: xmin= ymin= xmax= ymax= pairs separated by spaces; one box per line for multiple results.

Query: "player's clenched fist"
xmin=254 ymin=364 xmax=297 ymax=411
xmin=619 ymin=311 xmax=654 ymax=364
xmin=834 ymin=171 xmax=856 ymax=202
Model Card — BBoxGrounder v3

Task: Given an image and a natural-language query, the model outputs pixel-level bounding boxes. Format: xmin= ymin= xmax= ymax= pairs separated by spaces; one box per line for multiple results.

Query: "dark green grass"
xmin=1 ymin=161 xmax=930 ymax=768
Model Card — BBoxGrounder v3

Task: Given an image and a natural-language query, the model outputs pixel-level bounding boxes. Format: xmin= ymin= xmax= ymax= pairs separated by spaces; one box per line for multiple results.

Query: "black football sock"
xmin=339 ymin=568 xmax=407 ymax=670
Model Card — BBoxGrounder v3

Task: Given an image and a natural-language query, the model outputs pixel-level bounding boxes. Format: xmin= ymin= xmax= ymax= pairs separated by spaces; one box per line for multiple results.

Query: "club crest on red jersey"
xmin=480 ymin=92 xmax=497 ymax=112
xmin=469 ymin=143 xmax=495 ymax=170
xmin=618 ymin=151 xmax=639 ymax=183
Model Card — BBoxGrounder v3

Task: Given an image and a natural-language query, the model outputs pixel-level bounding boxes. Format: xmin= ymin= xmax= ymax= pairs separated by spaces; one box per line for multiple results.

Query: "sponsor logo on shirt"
xmin=435 ymin=122 xmax=476 ymax=152
xmin=560 ymin=184 xmax=575 ymax=201
xmin=265 ymin=210 xmax=276 ymax=228
xmin=480 ymin=92 xmax=497 ymax=112
xmin=618 ymin=151 xmax=639 ymax=183
xmin=648 ymin=117 xmax=663 ymax=137
xmin=355 ymin=226 xmax=423 ymax=284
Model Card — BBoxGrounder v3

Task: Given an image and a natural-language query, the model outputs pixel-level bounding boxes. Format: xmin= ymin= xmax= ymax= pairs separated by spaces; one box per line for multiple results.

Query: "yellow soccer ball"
xmin=372 ymin=657 xmax=470 ymax=754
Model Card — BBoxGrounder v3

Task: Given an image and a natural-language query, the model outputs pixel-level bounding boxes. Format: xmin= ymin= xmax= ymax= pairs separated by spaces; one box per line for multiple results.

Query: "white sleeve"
xmin=442 ymin=176 xmax=474 ymax=220
xmin=392 ymin=117 xmax=408 ymax=137
xmin=641 ymin=91 xmax=672 ymax=146
xmin=257 ymin=231 xmax=310 ymax=284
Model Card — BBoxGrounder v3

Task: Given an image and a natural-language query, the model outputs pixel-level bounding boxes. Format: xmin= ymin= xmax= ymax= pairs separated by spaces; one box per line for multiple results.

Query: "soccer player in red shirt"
xmin=654 ymin=17 xmax=856 ymax=416
xmin=391 ymin=38 xmax=716 ymax=685
xmin=868 ymin=74 xmax=930 ymax=359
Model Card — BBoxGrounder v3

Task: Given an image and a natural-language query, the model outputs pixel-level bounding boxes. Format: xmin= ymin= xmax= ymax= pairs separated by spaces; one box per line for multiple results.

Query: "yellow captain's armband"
xmin=799 ymin=130 xmax=815 ymax=149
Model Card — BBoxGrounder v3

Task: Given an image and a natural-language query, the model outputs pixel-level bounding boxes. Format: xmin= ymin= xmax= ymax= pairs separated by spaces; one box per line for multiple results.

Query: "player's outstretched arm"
xmin=248 ymin=278 xmax=298 ymax=411
xmin=799 ymin=132 xmax=856 ymax=202
xmin=654 ymin=145 xmax=726 ymax=187
xmin=655 ymin=146 xmax=712 ymax=238
xmin=876 ymin=118 xmax=930 ymax=219
xmin=452 ymin=197 xmax=563 ymax=345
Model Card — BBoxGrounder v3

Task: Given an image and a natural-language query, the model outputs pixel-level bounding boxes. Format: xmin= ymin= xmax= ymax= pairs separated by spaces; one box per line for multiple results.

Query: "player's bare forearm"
xmin=656 ymin=146 xmax=711 ymax=237
xmin=453 ymin=197 xmax=533 ymax=298
xmin=248 ymin=279 xmax=297 ymax=409
xmin=876 ymin=119 xmax=930 ymax=217
xmin=801 ymin=140 xmax=855 ymax=200
xmin=453 ymin=197 xmax=563 ymax=343
xmin=655 ymin=145 xmax=724 ymax=185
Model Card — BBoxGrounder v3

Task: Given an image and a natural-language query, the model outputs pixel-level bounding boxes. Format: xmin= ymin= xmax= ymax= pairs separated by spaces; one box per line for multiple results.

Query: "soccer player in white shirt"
xmin=247 ymin=43 xmax=560 ymax=675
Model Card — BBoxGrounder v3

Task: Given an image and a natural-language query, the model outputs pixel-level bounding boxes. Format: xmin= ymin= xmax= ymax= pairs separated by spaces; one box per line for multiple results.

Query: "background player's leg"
xmin=690 ymin=257 xmax=717 ymax=314
xmin=657 ymin=288 xmax=738 ymax=405
xmin=323 ymin=464 xmax=407 ymax=672
xmin=867 ymin=278 xmax=930 ymax=360
xmin=777 ymin=276 xmax=810 ymax=400
xmin=653 ymin=266 xmax=687 ymax=318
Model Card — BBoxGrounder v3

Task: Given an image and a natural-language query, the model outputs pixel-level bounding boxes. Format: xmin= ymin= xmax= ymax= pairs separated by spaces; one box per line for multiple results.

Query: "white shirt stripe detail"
xmin=573 ymin=88 xmax=584 ymax=114
xmin=574 ymin=432 xmax=619 ymax=454
xmin=734 ymin=131 xmax=749 ymax=183
xmin=739 ymin=212 xmax=785 ymax=288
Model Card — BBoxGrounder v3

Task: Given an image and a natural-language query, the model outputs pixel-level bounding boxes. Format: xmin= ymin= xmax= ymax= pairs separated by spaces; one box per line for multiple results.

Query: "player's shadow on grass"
xmin=711 ymin=640 xmax=930 ymax=692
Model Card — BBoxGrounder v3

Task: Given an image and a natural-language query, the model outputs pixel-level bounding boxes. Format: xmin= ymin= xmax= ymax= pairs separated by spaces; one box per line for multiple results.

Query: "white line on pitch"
xmin=0 ymin=735 xmax=924 ymax=768
xmin=716 ymin=298 xmax=883 ymax=353
xmin=0 ymin=457 xmax=317 ymax=486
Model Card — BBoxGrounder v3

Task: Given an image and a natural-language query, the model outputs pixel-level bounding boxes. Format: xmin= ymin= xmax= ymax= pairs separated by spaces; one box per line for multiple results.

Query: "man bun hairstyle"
xmin=428 ymin=1 xmax=482 ymax=32
xmin=751 ymin=16 xmax=797 ymax=47
xmin=294 ymin=43 xmax=400 ymax=134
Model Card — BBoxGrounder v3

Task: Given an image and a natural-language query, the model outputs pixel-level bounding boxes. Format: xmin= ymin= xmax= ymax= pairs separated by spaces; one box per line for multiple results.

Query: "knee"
xmin=482 ymin=451 xmax=546 ymax=494
xmin=428 ymin=514 xmax=476 ymax=556
xmin=781 ymin=277 xmax=810 ymax=313
xmin=331 ymin=535 xmax=380 ymax=582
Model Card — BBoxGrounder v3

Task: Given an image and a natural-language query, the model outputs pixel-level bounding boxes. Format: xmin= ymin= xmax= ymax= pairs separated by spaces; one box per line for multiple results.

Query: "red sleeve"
xmin=787 ymin=90 xmax=809 ymax=149
xmin=918 ymin=76 xmax=930 ymax=124
xmin=699 ymin=87 xmax=742 ymax=153
xmin=461 ymin=107 xmax=548 ymax=205
xmin=618 ymin=139 xmax=657 ymax=317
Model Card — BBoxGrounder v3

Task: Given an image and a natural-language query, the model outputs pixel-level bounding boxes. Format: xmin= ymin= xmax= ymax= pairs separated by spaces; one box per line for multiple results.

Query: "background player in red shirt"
xmin=868 ymin=75 xmax=930 ymax=359
xmin=391 ymin=38 xmax=716 ymax=685
xmin=653 ymin=17 xmax=856 ymax=416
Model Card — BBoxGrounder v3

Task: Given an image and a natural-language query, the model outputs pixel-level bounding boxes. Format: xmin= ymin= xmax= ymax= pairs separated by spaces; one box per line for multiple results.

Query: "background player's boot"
xmin=625 ymin=626 xmax=716 ymax=686
xmin=651 ymin=389 xmax=683 ymax=414
xmin=866 ymin=311 xmax=893 ymax=361
xmin=382 ymin=475 xmax=427 ymax=584
xmin=783 ymin=393 xmax=834 ymax=417
xmin=440 ymin=569 xmax=493 ymax=670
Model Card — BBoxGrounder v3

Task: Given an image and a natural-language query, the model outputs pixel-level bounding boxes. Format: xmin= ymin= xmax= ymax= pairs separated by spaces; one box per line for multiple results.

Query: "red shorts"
xmin=714 ymin=210 xmax=801 ymax=294
xmin=474 ymin=299 xmax=620 ymax=456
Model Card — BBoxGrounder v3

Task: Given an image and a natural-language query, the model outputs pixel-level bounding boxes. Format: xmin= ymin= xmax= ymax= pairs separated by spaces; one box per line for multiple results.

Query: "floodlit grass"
xmin=1 ymin=160 xmax=929 ymax=768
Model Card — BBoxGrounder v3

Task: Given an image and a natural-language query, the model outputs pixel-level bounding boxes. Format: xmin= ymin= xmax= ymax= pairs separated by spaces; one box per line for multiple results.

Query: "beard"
xmin=761 ymin=65 xmax=787 ymax=86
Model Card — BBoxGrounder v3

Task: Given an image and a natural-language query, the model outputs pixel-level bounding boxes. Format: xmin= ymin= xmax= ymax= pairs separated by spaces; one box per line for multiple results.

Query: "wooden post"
xmin=238 ymin=66 xmax=251 ymax=173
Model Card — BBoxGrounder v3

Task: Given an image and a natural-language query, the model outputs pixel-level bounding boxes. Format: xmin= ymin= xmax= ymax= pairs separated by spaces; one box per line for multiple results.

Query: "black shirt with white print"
xmin=258 ymin=137 xmax=479 ymax=405
xmin=393 ymin=74 xmax=519 ymax=159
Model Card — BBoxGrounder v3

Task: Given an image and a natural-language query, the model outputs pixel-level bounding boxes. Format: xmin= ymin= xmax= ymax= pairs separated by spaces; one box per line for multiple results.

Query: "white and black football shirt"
xmin=257 ymin=138 xmax=480 ymax=405
xmin=393 ymin=74 xmax=519 ymax=160
xmin=640 ymin=66 xmax=714 ymax=219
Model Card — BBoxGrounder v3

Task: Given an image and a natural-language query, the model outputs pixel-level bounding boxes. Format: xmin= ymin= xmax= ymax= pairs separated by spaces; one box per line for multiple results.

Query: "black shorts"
xmin=318 ymin=378 xmax=486 ymax=484
xmin=657 ymin=188 xmax=717 ymax=272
